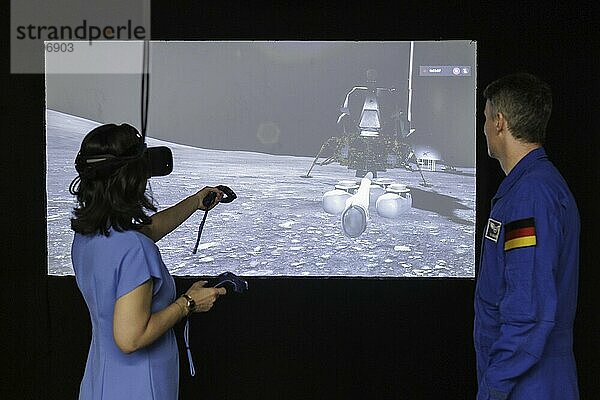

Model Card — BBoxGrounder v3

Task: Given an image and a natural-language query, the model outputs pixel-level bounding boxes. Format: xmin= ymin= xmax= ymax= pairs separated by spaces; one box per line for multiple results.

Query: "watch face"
xmin=184 ymin=295 xmax=195 ymax=311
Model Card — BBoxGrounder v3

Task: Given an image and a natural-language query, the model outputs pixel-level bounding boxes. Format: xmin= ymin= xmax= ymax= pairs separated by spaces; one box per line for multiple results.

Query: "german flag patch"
xmin=504 ymin=217 xmax=536 ymax=251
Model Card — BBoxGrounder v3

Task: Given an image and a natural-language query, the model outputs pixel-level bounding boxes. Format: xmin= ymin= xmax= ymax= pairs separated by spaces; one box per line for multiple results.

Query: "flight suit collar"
xmin=492 ymin=147 xmax=547 ymax=204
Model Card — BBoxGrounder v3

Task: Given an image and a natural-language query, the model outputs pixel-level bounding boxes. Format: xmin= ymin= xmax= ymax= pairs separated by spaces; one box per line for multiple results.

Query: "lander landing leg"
xmin=302 ymin=136 xmax=344 ymax=178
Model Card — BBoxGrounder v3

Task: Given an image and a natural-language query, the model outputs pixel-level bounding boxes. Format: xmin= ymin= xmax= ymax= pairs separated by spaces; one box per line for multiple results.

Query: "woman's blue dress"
xmin=72 ymin=229 xmax=179 ymax=400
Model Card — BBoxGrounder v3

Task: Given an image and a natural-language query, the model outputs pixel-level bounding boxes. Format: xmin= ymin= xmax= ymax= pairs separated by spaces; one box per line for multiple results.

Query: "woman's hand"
xmin=185 ymin=280 xmax=227 ymax=313
xmin=113 ymin=279 xmax=227 ymax=354
xmin=195 ymin=186 xmax=224 ymax=211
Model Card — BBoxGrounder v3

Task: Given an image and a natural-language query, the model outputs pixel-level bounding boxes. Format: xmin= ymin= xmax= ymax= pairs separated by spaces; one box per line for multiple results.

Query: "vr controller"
xmin=192 ymin=185 xmax=237 ymax=254
xmin=183 ymin=271 xmax=247 ymax=377
xmin=209 ymin=272 xmax=248 ymax=293
xmin=203 ymin=185 xmax=237 ymax=208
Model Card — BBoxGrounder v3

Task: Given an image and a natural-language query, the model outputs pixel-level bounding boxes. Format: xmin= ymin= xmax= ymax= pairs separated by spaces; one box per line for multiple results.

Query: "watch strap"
xmin=181 ymin=294 xmax=196 ymax=313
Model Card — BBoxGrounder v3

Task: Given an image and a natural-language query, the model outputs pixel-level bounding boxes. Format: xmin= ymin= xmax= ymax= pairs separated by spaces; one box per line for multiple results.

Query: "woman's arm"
xmin=113 ymin=279 xmax=226 ymax=354
xmin=139 ymin=187 xmax=223 ymax=242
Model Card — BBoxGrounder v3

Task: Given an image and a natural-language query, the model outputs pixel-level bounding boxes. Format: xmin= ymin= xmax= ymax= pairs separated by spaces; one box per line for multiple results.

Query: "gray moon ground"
xmin=47 ymin=110 xmax=475 ymax=278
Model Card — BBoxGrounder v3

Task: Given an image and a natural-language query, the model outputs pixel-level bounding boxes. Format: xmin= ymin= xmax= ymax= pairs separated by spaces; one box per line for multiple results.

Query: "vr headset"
xmin=74 ymin=125 xmax=173 ymax=180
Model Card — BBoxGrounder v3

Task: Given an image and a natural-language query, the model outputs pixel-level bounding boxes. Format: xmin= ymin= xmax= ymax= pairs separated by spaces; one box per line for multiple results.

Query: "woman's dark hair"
xmin=70 ymin=123 xmax=157 ymax=236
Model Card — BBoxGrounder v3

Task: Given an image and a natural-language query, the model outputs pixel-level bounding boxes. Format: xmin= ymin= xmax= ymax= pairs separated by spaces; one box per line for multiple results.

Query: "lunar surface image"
xmin=47 ymin=109 xmax=475 ymax=277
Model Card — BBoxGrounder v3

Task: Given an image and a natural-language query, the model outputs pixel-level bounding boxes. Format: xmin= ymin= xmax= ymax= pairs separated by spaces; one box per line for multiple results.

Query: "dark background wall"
xmin=2 ymin=1 xmax=598 ymax=399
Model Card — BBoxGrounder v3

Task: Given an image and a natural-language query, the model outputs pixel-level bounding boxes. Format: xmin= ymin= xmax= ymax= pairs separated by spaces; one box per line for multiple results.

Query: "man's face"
xmin=483 ymin=100 xmax=499 ymax=159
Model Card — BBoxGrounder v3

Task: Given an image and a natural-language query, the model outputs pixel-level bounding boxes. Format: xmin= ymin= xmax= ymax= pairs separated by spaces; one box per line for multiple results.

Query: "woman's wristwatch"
xmin=181 ymin=294 xmax=196 ymax=315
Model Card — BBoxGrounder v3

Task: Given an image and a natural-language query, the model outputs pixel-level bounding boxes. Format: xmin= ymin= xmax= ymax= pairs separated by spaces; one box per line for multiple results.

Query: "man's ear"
xmin=495 ymin=112 xmax=507 ymax=132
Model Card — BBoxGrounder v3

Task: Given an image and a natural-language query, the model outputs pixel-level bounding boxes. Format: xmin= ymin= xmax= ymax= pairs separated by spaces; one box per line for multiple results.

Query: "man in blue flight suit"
xmin=475 ymin=73 xmax=580 ymax=399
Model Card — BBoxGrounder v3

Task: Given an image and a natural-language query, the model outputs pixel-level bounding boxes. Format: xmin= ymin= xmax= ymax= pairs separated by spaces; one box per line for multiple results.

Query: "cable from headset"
xmin=141 ymin=40 xmax=150 ymax=139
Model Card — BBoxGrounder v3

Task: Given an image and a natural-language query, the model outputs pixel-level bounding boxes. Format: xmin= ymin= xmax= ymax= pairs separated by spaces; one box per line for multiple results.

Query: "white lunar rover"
xmin=322 ymin=176 xmax=412 ymax=238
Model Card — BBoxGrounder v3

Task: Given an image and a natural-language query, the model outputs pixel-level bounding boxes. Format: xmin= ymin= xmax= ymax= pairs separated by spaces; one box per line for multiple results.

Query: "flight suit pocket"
xmin=502 ymin=261 xmax=534 ymax=318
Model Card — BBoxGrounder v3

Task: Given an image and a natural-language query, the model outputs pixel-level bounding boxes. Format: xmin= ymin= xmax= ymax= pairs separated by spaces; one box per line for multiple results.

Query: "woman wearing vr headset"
xmin=69 ymin=123 xmax=227 ymax=399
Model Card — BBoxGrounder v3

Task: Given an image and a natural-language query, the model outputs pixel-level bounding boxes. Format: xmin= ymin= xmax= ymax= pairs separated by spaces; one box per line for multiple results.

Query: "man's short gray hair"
xmin=483 ymin=73 xmax=552 ymax=144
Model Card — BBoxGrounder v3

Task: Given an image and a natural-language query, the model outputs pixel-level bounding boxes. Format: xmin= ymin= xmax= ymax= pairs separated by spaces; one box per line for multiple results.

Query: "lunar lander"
xmin=304 ymin=43 xmax=435 ymax=237
xmin=303 ymin=43 xmax=428 ymax=187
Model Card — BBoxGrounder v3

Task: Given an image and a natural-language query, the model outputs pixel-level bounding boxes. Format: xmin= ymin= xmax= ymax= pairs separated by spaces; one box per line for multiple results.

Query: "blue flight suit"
xmin=474 ymin=147 xmax=580 ymax=399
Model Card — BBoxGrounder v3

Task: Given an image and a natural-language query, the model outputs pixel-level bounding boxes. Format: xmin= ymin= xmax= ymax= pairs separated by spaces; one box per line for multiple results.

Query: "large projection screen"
xmin=46 ymin=40 xmax=477 ymax=277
